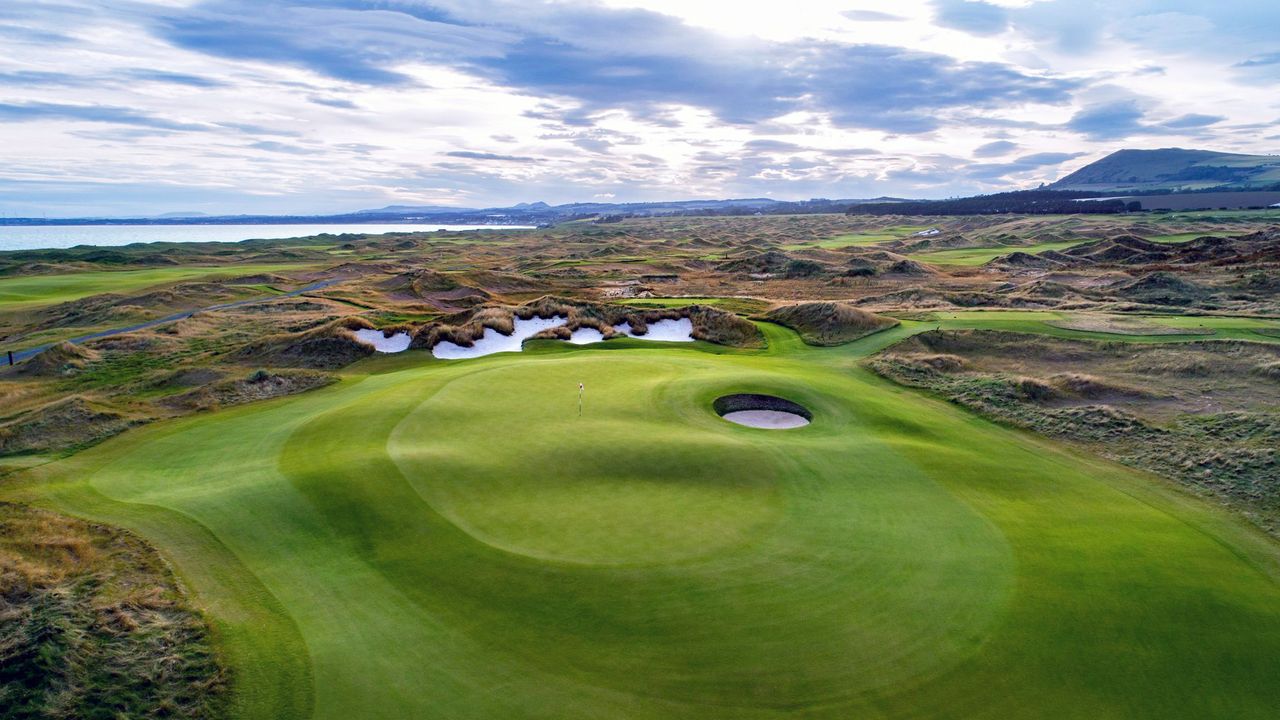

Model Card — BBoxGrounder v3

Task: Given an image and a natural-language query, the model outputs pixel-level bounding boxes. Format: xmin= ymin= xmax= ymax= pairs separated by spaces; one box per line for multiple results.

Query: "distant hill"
xmin=356 ymin=204 xmax=480 ymax=215
xmin=4 ymin=197 xmax=889 ymax=228
xmin=847 ymin=189 xmax=1129 ymax=217
xmin=1050 ymin=148 xmax=1280 ymax=192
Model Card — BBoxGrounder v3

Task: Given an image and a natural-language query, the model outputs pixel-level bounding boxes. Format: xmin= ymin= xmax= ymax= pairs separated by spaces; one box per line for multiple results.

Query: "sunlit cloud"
xmin=0 ymin=0 xmax=1275 ymax=216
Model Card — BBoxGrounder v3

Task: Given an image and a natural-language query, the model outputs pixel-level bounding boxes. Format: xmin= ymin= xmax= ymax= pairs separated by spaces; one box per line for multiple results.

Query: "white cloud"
xmin=0 ymin=0 xmax=1275 ymax=216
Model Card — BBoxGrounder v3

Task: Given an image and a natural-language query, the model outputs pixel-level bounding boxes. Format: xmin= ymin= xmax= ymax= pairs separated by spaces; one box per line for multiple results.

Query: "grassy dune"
xmin=7 ymin=324 xmax=1280 ymax=718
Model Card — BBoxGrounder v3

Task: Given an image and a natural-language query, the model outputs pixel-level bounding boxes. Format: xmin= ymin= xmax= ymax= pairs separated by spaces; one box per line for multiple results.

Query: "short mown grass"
xmin=908 ymin=240 xmax=1087 ymax=265
xmin=0 ymin=263 xmax=312 ymax=310
xmin=6 ymin=324 xmax=1280 ymax=719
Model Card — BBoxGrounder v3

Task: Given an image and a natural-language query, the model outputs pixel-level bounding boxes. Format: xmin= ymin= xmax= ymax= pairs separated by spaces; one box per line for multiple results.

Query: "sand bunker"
xmin=434 ymin=315 xmax=695 ymax=359
xmin=714 ymin=394 xmax=812 ymax=429
xmin=353 ymin=329 xmax=412 ymax=353
xmin=613 ymin=317 xmax=695 ymax=342
xmin=433 ymin=316 xmax=566 ymax=359
xmin=567 ymin=327 xmax=605 ymax=344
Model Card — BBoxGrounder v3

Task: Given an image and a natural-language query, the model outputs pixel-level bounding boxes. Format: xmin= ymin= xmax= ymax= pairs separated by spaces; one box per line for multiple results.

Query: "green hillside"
xmin=1051 ymin=148 xmax=1280 ymax=192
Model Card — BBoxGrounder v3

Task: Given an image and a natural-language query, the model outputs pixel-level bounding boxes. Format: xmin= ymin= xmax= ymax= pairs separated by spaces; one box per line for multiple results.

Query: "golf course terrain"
xmin=8 ymin=321 xmax=1280 ymax=719
xmin=7 ymin=0 xmax=1280 ymax=707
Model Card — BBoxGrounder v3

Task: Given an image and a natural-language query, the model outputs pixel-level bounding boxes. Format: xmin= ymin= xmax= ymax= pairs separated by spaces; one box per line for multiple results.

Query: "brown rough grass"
xmin=764 ymin=302 xmax=898 ymax=345
xmin=0 ymin=502 xmax=227 ymax=719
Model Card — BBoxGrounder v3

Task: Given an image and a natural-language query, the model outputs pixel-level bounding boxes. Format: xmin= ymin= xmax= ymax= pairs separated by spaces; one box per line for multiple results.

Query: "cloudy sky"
xmin=1 ymin=1 xmax=1277 ymax=217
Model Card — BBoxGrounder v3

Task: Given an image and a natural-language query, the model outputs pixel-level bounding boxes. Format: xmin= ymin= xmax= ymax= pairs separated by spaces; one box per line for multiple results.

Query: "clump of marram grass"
xmin=407 ymin=269 xmax=459 ymax=295
xmin=3 ymin=342 xmax=99 ymax=378
xmin=867 ymin=328 xmax=1280 ymax=534
xmin=373 ymin=321 xmax=417 ymax=337
xmin=1049 ymin=372 xmax=1155 ymax=399
xmin=410 ymin=295 xmax=764 ymax=350
xmin=513 ymin=296 xmax=578 ymax=321
xmin=411 ymin=322 xmax=482 ymax=349
xmin=164 ymin=369 xmax=334 ymax=412
xmin=411 ymin=297 xmax=572 ymax=350
xmin=0 ymin=502 xmax=228 ymax=719
xmin=532 ymin=325 xmax=573 ymax=341
xmin=569 ymin=317 xmax=620 ymax=336
xmin=0 ymin=396 xmax=140 ymax=456
xmin=764 ymin=302 xmax=898 ymax=346
xmin=683 ymin=305 xmax=763 ymax=347
xmin=892 ymin=353 xmax=968 ymax=373
xmin=471 ymin=306 xmax=516 ymax=334
xmin=1013 ymin=376 xmax=1060 ymax=401
xmin=232 ymin=316 xmax=375 ymax=369
xmin=611 ymin=303 xmax=762 ymax=347
xmin=1254 ymin=361 xmax=1280 ymax=380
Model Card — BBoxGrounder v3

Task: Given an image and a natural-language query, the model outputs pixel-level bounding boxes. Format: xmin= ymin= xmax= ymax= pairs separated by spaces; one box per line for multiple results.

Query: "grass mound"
xmin=683 ymin=304 xmax=763 ymax=346
xmin=162 ymin=369 xmax=334 ymax=412
xmin=0 ymin=502 xmax=226 ymax=719
xmin=1115 ymin=272 xmax=1209 ymax=306
xmin=233 ymin=317 xmax=376 ymax=369
xmin=717 ymin=250 xmax=798 ymax=275
xmin=5 ymin=342 xmax=99 ymax=378
xmin=764 ymin=302 xmax=898 ymax=345
xmin=870 ymin=329 xmax=1280 ymax=532
xmin=0 ymin=397 xmax=139 ymax=456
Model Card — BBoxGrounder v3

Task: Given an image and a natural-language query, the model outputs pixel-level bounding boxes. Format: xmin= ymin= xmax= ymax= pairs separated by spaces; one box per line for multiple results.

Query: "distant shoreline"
xmin=0 ymin=218 xmax=531 ymax=227
xmin=0 ymin=223 xmax=535 ymax=252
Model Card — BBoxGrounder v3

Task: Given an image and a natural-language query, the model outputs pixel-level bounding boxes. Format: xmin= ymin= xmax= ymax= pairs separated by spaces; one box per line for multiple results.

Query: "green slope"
xmin=1051 ymin=148 xmax=1280 ymax=192
xmin=0 ymin=263 xmax=312 ymax=309
xmin=8 ymin=324 xmax=1280 ymax=719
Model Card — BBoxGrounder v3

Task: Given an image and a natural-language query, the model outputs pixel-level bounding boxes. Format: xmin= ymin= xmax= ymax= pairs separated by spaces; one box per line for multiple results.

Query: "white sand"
xmin=612 ymin=317 xmax=694 ymax=342
xmin=432 ymin=316 xmax=566 ymax=360
xmin=353 ymin=329 xmax=412 ymax=353
xmin=435 ymin=315 xmax=695 ymax=360
xmin=721 ymin=410 xmax=810 ymax=429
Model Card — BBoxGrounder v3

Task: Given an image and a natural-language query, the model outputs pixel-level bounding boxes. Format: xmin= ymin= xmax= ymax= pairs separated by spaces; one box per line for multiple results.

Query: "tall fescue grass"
xmin=233 ymin=316 xmax=376 ymax=368
xmin=0 ymin=502 xmax=227 ymax=719
xmin=764 ymin=302 xmax=898 ymax=346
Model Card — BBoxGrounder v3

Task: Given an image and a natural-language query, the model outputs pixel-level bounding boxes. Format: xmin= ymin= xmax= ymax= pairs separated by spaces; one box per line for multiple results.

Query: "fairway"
xmin=0 ymin=263 xmax=313 ymax=309
xmin=784 ymin=226 xmax=928 ymax=249
xmin=906 ymin=230 xmax=1230 ymax=266
xmin=10 ymin=325 xmax=1280 ymax=719
xmin=908 ymin=240 xmax=1087 ymax=265
xmin=925 ymin=310 xmax=1280 ymax=342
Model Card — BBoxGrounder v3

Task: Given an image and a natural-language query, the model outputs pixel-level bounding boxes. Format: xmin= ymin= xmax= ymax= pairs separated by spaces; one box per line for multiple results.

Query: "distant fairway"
xmin=10 ymin=324 xmax=1280 ymax=719
xmin=905 ymin=227 xmax=1245 ymax=266
xmin=785 ymin=226 xmax=928 ymax=249
xmin=0 ymin=263 xmax=313 ymax=309
xmin=907 ymin=240 xmax=1087 ymax=265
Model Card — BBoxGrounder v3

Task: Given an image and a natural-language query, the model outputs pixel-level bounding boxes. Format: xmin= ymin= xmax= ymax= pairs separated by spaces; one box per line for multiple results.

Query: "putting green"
xmin=10 ymin=326 xmax=1280 ymax=719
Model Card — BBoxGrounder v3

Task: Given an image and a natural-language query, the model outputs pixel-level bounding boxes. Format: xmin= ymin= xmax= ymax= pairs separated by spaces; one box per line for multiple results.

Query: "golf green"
xmin=10 ymin=326 xmax=1280 ymax=719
